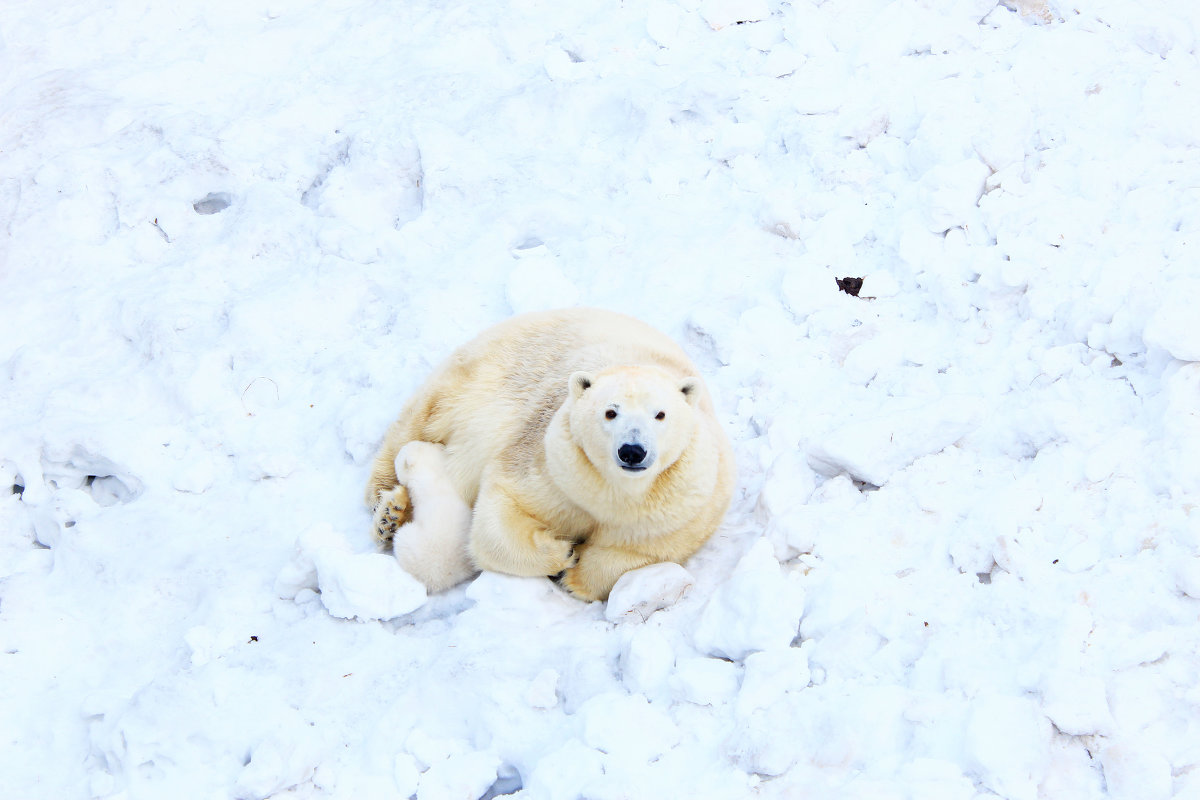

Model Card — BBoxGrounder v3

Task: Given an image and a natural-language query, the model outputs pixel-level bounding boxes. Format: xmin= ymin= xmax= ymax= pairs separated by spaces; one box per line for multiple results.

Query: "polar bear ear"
xmin=569 ymin=371 xmax=594 ymax=400
xmin=679 ymin=377 xmax=701 ymax=406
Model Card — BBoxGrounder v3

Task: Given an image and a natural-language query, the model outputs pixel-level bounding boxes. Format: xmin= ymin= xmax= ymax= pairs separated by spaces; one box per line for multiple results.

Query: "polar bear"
xmin=365 ymin=308 xmax=735 ymax=601
xmin=389 ymin=441 xmax=475 ymax=593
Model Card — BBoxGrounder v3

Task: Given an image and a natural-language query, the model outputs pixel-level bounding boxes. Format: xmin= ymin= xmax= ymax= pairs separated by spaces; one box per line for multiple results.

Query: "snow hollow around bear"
xmin=3 ymin=1 xmax=1200 ymax=799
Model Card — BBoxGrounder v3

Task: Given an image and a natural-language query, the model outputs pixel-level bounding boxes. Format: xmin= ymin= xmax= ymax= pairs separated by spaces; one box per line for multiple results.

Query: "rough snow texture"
xmin=604 ymin=561 xmax=696 ymax=623
xmin=2 ymin=1 xmax=1200 ymax=798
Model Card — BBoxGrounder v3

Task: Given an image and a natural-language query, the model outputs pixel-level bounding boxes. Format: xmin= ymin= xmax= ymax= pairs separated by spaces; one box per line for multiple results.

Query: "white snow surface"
xmin=2 ymin=1 xmax=1200 ymax=798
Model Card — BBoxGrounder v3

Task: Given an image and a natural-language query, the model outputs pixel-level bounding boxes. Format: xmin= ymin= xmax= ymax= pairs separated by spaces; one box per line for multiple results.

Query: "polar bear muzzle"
xmin=617 ymin=442 xmax=649 ymax=471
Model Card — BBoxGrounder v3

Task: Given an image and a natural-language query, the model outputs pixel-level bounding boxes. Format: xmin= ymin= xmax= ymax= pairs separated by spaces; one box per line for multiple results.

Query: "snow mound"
xmin=277 ymin=526 xmax=427 ymax=621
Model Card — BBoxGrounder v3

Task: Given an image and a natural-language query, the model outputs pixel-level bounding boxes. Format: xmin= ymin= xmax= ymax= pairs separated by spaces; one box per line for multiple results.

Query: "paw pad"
xmin=372 ymin=490 xmax=411 ymax=543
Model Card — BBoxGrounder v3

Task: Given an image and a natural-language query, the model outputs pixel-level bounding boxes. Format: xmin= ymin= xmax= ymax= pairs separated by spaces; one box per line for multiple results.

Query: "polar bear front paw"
xmin=537 ymin=533 xmax=579 ymax=575
xmin=372 ymin=485 xmax=411 ymax=543
xmin=560 ymin=564 xmax=602 ymax=602
xmin=559 ymin=545 xmax=655 ymax=602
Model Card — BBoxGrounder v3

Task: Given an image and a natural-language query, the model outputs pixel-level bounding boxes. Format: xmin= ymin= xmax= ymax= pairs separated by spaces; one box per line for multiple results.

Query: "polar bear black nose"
xmin=618 ymin=443 xmax=647 ymax=466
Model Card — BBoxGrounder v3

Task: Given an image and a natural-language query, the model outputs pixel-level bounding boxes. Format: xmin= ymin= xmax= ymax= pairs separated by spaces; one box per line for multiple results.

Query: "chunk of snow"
xmin=621 ymin=626 xmax=676 ymax=695
xmin=526 ymin=668 xmax=560 ymax=709
xmin=671 ymin=656 xmax=740 ymax=706
xmin=282 ymin=526 xmax=426 ymax=621
xmin=964 ymin=694 xmax=1052 ymax=800
xmin=417 ymin=751 xmax=500 ymax=800
xmin=736 ymin=646 xmax=811 ymax=715
xmin=699 ymin=0 xmax=769 ymax=30
xmin=1040 ymin=671 xmax=1114 ymax=736
xmin=1143 ymin=280 xmax=1200 ymax=361
xmin=693 ymin=539 xmax=805 ymax=661
xmin=604 ymin=561 xmax=695 ymax=622
xmin=808 ymin=398 xmax=981 ymax=486
xmin=578 ymin=692 xmax=679 ymax=762
xmin=1101 ymin=741 xmax=1173 ymax=800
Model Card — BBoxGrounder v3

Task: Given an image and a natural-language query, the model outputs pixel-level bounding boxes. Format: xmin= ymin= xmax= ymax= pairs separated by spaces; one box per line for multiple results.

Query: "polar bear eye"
xmin=655 ymin=411 xmax=666 ymax=421
xmin=605 ymin=409 xmax=617 ymax=420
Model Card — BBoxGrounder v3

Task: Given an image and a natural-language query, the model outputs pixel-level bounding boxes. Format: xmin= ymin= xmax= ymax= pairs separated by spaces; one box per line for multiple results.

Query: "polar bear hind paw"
xmin=372 ymin=485 xmax=412 ymax=543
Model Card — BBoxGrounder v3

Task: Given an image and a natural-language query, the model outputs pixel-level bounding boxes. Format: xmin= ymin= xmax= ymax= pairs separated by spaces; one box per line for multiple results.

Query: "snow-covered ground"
xmin=3 ymin=0 xmax=1199 ymax=797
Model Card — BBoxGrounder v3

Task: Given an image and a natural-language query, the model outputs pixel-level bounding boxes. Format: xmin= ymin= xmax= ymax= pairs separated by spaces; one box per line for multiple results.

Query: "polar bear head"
xmin=565 ymin=365 xmax=701 ymax=485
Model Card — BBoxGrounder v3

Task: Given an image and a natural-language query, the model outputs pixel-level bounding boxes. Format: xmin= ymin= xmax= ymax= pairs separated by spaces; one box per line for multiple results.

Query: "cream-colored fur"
xmin=366 ymin=308 xmax=735 ymax=601
xmin=390 ymin=441 xmax=475 ymax=593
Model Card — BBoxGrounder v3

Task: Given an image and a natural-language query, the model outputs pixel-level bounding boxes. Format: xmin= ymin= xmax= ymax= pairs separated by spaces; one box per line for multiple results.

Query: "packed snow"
xmin=2 ymin=0 xmax=1199 ymax=797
